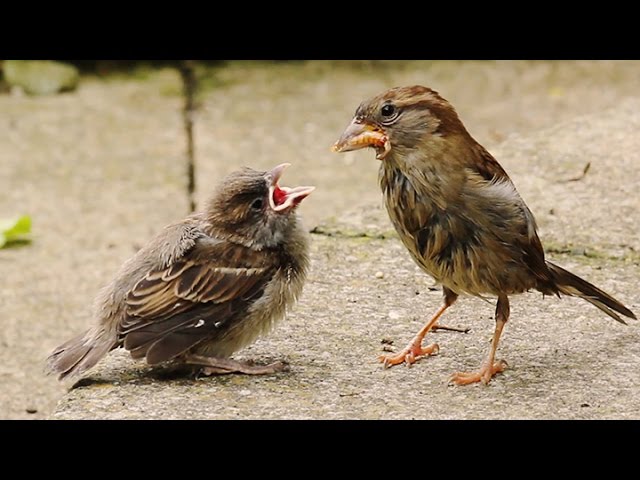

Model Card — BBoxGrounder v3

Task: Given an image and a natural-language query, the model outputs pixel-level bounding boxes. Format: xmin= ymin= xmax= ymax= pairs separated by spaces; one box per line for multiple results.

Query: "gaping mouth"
xmin=268 ymin=163 xmax=315 ymax=212
xmin=331 ymin=119 xmax=391 ymax=160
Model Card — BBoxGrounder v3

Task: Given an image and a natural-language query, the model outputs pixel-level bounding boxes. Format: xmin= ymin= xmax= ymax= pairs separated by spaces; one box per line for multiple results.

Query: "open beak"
xmin=331 ymin=118 xmax=391 ymax=160
xmin=267 ymin=163 xmax=315 ymax=212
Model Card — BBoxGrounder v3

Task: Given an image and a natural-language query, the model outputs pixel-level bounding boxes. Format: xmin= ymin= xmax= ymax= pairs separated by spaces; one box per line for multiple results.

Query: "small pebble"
xmin=388 ymin=310 xmax=403 ymax=320
xmin=375 ymin=271 xmax=384 ymax=279
xmin=26 ymin=407 xmax=37 ymax=414
xmin=239 ymin=389 xmax=251 ymax=396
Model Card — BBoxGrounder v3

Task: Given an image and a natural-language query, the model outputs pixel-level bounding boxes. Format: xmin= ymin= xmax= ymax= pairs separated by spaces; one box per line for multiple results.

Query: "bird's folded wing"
xmin=470 ymin=144 xmax=511 ymax=182
xmin=126 ymin=263 xmax=269 ymax=319
xmin=117 ymin=238 xmax=277 ymax=363
xmin=468 ymin=145 xmax=552 ymax=285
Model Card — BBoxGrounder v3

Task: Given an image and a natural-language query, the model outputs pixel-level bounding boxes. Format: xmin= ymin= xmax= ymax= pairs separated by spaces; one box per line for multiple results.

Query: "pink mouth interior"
xmin=272 ymin=185 xmax=288 ymax=206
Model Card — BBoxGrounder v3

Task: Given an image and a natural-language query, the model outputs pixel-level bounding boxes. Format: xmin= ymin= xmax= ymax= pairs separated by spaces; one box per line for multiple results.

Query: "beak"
xmin=268 ymin=163 xmax=291 ymax=186
xmin=331 ymin=118 xmax=391 ymax=160
xmin=267 ymin=163 xmax=315 ymax=212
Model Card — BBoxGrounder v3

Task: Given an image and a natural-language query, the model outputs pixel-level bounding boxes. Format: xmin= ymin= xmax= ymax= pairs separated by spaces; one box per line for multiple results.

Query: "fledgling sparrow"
xmin=47 ymin=164 xmax=314 ymax=380
xmin=333 ymin=85 xmax=636 ymax=385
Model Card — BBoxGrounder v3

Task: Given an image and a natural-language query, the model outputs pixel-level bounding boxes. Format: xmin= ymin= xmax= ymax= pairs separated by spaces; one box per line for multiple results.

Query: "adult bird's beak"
xmin=331 ymin=118 xmax=391 ymax=160
xmin=267 ymin=163 xmax=315 ymax=212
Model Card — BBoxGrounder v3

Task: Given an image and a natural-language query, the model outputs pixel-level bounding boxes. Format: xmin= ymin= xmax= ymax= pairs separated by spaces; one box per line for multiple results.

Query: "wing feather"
xmin=468 ymin=144 xmax=554 ymax=288
xmin=118 ymin=235 xmax=276 ymax=363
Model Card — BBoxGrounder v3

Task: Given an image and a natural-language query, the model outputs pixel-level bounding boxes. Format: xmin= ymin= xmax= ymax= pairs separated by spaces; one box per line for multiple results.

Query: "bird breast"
xmin=195 ymin=234 xmax=309 ymax=358
xmin=380 ymin=163 xmax=538 ymax=297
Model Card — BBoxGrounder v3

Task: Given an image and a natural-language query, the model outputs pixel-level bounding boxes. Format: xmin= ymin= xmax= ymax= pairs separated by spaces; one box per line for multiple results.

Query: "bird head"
xmin=207 ymin=164 xmax=315 ymax=248
xmin=332 ymin=85 xmax=466 ymax=160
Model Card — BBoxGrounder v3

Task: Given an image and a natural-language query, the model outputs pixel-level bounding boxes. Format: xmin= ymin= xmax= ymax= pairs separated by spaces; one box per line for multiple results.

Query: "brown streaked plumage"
xmin=333 ymin=85 xmax=636 ymax=385
xmin=47 ymin=164 xmax=314 ymax=380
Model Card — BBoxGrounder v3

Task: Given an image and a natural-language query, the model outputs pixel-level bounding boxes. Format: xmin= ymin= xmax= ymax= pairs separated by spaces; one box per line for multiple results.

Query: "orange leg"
xmin=379 ymin=288 xmax=458 ymax=368
xmin=450 ymin=294 xmax=509 ymax=385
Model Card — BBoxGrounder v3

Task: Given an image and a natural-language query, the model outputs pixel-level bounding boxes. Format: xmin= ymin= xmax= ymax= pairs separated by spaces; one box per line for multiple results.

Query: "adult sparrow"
xmin=47 ymin=164 xmax=314 ymax=380
xmin=333 ymin=85 xmax=636 ymax=385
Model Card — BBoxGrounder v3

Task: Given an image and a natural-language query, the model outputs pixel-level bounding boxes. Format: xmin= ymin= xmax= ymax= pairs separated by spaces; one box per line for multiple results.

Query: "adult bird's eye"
xmin=381 ymin=104 xmax=396 ymax=117
xmin=380 ymin=104 xmax=399 ymax=125
xmin=251 ymin=198 xmax=264 ymax=210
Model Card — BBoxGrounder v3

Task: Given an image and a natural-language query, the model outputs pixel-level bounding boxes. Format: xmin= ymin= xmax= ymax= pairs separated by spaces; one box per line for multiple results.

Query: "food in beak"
xmin=331 ymin=119 xmax=391 ymax=160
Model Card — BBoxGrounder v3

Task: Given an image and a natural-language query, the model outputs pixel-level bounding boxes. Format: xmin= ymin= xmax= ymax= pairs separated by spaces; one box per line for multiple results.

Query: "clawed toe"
xmin=379 ymin=342 xmax=439 ymax=368
xmin=449 ymin=360 xmax=508 ymax=386
xmin=185 ymin=354 xmax=290 ymax=376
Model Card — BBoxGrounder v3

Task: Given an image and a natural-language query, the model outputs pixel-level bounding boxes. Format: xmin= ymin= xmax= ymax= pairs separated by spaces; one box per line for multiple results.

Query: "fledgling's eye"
xmin=380 ymin=104 xmax=399 ymax=124
xmin=251 ymin=198 xmax=264 ymax=210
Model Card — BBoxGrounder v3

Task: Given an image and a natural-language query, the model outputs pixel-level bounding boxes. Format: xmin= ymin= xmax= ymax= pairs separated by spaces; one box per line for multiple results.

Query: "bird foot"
xmin=379 ymin=341 xmax=439 ymax=368
xmin=185 ymin=355 xmax=290 ymax=376
xmin=449 ymin=359 xmax=508 ymax=386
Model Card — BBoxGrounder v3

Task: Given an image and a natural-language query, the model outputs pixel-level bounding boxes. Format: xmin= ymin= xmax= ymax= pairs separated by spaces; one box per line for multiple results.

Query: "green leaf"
xmin=0 ymin=215 xmax=32 ymax=248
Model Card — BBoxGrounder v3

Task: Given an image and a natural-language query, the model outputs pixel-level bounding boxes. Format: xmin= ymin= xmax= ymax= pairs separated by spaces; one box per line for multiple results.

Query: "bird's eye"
xmin=381 ymin=104 xmax=395 ymax=117
xmin=251 ymin=198 xmax=264 ymax=210
xmin=380 ymin=104 xmax=399 ymax=124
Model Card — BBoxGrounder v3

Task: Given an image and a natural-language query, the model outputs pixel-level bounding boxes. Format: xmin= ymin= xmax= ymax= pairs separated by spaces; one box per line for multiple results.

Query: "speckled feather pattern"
xmin=380 ymin=145 xmax=542 ymax=296
xmin=47 ymin=167 xmax=311 ymax=379
xmin=343 ymin=85 xmax=634 ymax=322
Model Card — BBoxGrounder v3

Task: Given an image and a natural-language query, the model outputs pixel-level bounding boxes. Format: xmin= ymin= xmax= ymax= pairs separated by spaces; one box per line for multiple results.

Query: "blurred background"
xmin=1 ymin=60 xmax=639 ymax=419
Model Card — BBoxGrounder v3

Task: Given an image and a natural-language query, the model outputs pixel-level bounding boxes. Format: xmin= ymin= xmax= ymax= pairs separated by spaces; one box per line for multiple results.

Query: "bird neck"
xmin=204 ymin=211 xmax=308 ymax=257
xmin=380 ymin=134 xmax=470 ymax=208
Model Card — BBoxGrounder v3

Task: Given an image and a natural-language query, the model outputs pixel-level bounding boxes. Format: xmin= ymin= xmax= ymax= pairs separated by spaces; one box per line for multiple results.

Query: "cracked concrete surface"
xmin=1 ymin=61 xmax=638 ymax=419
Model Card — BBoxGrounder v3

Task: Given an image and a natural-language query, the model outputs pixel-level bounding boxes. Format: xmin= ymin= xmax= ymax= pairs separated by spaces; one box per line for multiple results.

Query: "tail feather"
xmin=46 ymin=327 xmax=117 ymax=380
xmin=546 ymin=261 xmax=636 ymax=325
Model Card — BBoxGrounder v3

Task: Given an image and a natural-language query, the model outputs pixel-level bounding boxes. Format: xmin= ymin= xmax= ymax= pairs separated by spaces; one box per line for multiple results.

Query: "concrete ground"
xmin=1 ymin=61 xmax=638 ymax=419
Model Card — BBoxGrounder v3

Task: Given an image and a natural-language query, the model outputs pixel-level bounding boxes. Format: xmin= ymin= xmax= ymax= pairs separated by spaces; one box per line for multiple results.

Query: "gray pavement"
xmin=0 ymin=70 xmax=187 ymax=418
xmin=1 ymin=61 xmax=639 ymax=419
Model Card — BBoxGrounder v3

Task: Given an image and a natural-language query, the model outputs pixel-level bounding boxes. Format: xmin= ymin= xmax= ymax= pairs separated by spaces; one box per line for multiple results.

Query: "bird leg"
xmin=183 ymin=354 xmax=289 ymax=375
xmin=450 ymin=295 xmax=509 ymax=385
xmin=379 ymin=288 xmax=458 ymax=368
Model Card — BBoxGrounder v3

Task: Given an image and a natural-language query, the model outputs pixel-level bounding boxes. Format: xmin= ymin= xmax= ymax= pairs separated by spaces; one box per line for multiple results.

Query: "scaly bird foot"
xmin=449 ymin=359 xmax=508 ymax=386
xmin=185 ymin=354 xmax=290 ymax=376
xmin=379 ymin=341 xmax=439 ymax=368
xmin=201 ymin=361 xmax=289 ymax=376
